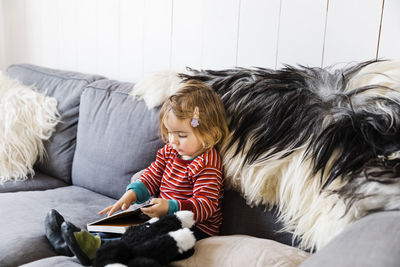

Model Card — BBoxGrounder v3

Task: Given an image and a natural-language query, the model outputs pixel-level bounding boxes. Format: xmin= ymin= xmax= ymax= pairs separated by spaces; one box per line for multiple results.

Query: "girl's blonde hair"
xmin=159 ymin=80 xmax=229 ymax=151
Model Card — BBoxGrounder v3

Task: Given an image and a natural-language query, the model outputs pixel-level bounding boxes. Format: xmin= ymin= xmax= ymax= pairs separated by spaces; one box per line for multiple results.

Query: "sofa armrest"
xmin=300 ymin=211 xmax=400 ymax=267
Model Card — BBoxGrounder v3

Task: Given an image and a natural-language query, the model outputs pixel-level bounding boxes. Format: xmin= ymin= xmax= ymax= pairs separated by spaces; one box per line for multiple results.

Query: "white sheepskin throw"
xmin=0 ymin=71 xmax=60 ymax=183
xmin=132 ymin=60 xmax=400 ymax=252
xmin=181 ymin=60 xmax=400 ymax=251
xmin=131 ymin=70 xmax=187 ymax=108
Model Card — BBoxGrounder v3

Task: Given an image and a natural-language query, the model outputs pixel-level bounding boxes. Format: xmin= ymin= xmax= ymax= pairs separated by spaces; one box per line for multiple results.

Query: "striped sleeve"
xmin=138 ymin=145 xmax=168 ymax=196
xmin=177 ymin=150 xmax=224 ymax=224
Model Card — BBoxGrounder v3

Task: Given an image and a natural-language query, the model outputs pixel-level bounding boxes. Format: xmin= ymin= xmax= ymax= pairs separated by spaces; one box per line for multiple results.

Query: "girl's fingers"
xmin=98 ymin=206 xmax=112 ymax=215
xmin=107 ymin=202 xmax=123 ymax=216
xmin=150 ymin=198 xmax=161 ymax=204
xmin=140 ymin=206 xmax=152 ymax=213
xmin=141 ymin=205 xmax=155 ymax=217
xmin=107 ymin=206 xmax=119 ymax=217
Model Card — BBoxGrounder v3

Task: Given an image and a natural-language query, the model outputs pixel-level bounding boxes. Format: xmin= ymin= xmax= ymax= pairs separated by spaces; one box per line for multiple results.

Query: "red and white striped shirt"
xmin=139 ymin=144 xmax=224 ymax=236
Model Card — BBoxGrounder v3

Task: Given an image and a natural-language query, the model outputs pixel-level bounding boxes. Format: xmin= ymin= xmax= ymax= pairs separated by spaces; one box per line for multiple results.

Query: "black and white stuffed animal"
xmin=45 ymin=209 xmax=196 ymax=267
xmin=131 ymin=60 xmax=400 ymax=251
xmin=93 ymin=212 xmax=196 ymax=267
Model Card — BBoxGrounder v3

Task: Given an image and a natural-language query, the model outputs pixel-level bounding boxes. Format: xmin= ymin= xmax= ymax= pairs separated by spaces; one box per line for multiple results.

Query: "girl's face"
xmin=164 ymin=111 xmax=204 ymax=159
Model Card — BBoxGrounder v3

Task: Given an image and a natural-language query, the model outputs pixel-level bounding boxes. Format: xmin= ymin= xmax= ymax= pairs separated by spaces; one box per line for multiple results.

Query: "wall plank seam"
xmin=376 ymin=0 xmax=385 ymax=60
xmin=321 ymin=0 xmax=330 ymax=68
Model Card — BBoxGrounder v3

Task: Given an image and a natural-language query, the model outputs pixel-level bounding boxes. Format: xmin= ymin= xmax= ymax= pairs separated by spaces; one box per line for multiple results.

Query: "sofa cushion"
xmin=0 ymin=171 xmax=68 ymax=193
xmin=0 ymin=186 xmax=116 ymax=267
xmin=299 ymin=211 xmax=400 ymax=267
xmin=6 ymin=64 xmax=104 ymax=184
xmin=20 ymin=256 xmax=83 ymax=267
xmin=23 ymin=235 xmax=308 ymax=267
xmin=171 ymin=235 xmax=309 ymax=267
xmin=71 ymin=79 xmax=164 ymax=199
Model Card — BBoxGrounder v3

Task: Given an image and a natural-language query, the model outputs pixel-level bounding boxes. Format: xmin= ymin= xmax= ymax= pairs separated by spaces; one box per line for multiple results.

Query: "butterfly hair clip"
xmin=190 ymin=106 xmax=200 ymax=128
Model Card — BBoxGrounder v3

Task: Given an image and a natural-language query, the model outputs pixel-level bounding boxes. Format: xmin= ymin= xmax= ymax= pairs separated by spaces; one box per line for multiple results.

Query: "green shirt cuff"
xmin=168 ymin=199 xmax=179 ymax=215
xmin=126 ymin=180 xmax=150 ymax=203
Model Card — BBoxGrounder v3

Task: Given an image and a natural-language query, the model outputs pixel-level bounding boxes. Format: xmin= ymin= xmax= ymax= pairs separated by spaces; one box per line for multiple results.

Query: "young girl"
xmin=45 ymin=80 xmax=229 ymax=265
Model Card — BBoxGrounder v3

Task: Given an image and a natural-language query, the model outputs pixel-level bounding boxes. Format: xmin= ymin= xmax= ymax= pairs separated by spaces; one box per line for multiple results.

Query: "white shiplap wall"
xmin=1 ymin=0 xmax=399 ymax=83
xmin=323 ymin=0 xmax=383 ymax=66
xmin=0 ymin=0 xmax=5 ymax=72
xmin=379 ymin=0 xmax=400 ymax=60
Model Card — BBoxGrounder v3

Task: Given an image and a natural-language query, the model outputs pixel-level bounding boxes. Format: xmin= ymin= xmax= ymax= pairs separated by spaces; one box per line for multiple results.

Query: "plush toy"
xmin=45 ymin=209 xmax=197 ymax=267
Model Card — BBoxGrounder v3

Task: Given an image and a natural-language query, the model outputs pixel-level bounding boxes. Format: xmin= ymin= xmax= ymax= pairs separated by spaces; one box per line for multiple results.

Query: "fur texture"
xmin=180 ymin=60 xmax=400 ymax=250
xmin=94 ymin=212 xmax=196 ymax=267
xmin=0 ymin=72 xmax=60 ymax=183
xmin=175 ymin=210 xmax=196 ymax=229
xmin=132 ymin=60 xmax=400 ymax=251
xmin=131 ymin=70 xmax=188 ymax=109
xmin=169 ymin=228 xmax=196 ymax=253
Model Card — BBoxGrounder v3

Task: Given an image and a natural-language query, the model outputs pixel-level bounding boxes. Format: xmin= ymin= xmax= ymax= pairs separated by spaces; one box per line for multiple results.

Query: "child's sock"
xmin=73 ymin=231 xmax=101 ymax=260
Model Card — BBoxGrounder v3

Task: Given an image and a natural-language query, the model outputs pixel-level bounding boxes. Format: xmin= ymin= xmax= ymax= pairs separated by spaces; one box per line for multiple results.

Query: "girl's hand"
xmin=141 ymin=198 xmax=169 ymax=218
xmin=99 ymin=190 xmax=137 ymax=217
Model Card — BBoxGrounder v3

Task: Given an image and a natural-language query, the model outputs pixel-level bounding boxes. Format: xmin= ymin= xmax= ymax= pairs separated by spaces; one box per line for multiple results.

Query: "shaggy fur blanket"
xmin=132 ymin=60 xmax=400 ymax=251
xmin=0 ymin=72 xmax=59 ymax=183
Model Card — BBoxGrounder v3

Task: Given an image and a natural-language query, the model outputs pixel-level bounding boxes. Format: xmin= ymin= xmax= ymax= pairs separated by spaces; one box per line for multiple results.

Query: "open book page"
xmin=87 ymin=200 xmax=153 ymax=234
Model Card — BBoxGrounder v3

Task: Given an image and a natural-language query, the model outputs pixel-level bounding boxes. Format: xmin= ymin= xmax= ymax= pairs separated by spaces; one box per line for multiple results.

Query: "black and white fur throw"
xmin=131 ymin=60 xmax=400 ymax=251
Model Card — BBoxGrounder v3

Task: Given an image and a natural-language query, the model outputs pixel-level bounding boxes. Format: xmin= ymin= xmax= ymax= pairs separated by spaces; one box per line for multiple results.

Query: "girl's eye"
xmin=178 ymin=135 xmax=187 ymax=138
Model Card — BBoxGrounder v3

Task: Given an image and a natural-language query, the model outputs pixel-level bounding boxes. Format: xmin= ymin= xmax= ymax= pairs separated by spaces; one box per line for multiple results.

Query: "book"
xmin=87 ymin=202 xmax=153 ymax=234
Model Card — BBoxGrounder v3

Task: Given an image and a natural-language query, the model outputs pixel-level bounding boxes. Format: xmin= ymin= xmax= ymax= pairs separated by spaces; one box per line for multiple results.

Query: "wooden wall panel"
xmin=143 ymin=0 xmax=172 ymax=75
xmin=378 ymin=0 xmax=400 ymax=60
xmin=277 ymin=0 xmax=327 ymax=68
xmin=323 ymin=0 xmax=382 ymax=67
xmin=3 ymin=0 xmax=26 ymax=67
xmin=119 ymin=0 xmax=145 ymax=82
xmin=202 ymin=0 xmax=240 ymax=69
xmin=75 ymin=0 xmax=98 ymax=74
xmin=170 ymin=0 xmax=203 ymax=70
xmin=25 ymin=0 xmax=43 ymax=65
xmin=1 ymin=0 xmax=392 ymax=79
xmin=236 ymin=0 xmax=280 ymax=69
xmin=97 ymin=0 xmax=120 ymax=79
xmin=58 ymin=0 xmax=78 ymax=72
xmin=0 ymin=0 xmax=5 ymax=71
xmin=40 ymin=0 xmax=60 ymax=68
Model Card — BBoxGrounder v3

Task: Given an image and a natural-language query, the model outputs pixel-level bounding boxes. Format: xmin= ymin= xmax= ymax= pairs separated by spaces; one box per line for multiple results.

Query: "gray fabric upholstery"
xmin=21 ymin=256 xmax=83 ymax=267
xmin=220 ymin=189 xmax=296 ymax=246
xmin=0 ymin=171 xmax=68 ymax=193
xmin=300 ymin=211 xmax=400 ymax=267
xmin=0 ymin=186 xmax=116 ymax=267
xmin=71 ymin=79 xmax=164 ymax=200
xmin=6 ymin=64 xmax=104 ymax=183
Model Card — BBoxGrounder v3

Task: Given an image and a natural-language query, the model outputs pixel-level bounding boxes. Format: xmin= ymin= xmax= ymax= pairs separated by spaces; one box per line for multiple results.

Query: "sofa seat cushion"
xmin=171 ymin=235 xmax=309 ymax=267
xmin=20 ymin=256 xmax=83 ymax=267
xmin=71 ymin=79 xmax=164 ymax=199
xmin=21 ymin=236 xmax=308 ymax=267
xmin=0 ymin=186 xmax=116 ymax=267
xmin=7 ymin=64 xmax=104 ymax=183
xmin=0 ymin=171 xmax=68 ymax=193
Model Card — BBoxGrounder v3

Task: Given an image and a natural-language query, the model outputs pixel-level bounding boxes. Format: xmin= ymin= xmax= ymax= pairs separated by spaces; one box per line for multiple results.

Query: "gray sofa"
xmin=1 ymin=64 xmax=399 ymax=267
